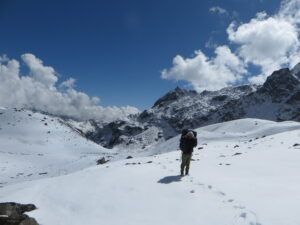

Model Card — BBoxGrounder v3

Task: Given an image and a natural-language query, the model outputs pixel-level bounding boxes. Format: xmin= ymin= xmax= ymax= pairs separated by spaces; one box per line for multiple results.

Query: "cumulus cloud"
xmin=227 ymin=6 xmax=300 ymax=83
xmin=161 ymin=46 xmax=247 ymax=91
xmin=162 ymin=0 xmax=300 ymax=88
xmin=22 ymin=54 xmax=58 ymax=89
xmin=279 ymin=0 xmax=300 ymax=24
xmin=0 ymin=54 xmax=139 ymax=122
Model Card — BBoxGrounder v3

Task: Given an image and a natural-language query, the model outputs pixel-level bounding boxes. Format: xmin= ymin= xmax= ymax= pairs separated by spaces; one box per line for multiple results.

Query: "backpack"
xmin=180 ymin=129 xmax=197 ymax=151
xmin=181 ymin=129 xmax=197 ymax=138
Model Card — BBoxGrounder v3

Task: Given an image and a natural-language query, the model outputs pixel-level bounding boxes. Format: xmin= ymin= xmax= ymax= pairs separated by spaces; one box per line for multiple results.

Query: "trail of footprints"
xmin=159 ymin=156 xmax=262 ymax=225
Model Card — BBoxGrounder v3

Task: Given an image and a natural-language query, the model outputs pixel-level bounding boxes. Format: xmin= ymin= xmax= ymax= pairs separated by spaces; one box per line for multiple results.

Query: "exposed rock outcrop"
xmin=0 ymin=202 xmax=38 ymax=225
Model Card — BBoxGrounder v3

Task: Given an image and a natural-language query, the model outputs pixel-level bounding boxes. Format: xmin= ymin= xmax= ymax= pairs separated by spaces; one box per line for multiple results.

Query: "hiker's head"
xmin=186 ymin=131 xmax=194 ymax=139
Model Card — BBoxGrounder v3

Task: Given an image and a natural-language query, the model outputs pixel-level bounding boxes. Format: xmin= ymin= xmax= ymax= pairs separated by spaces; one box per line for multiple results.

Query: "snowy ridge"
xmin=146 ymin=118 xmax=300 ymax=155
xmin=1 ymin=118 xmax=300 ymax=224
xmin=87 ymin=84 xmax=258 ymax=149
xmin=0 ymin=108 xmax=114 ymax=187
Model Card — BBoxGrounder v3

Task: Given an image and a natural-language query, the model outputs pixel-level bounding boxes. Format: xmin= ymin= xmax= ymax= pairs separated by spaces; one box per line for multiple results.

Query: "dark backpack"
xmin=181 ymin=129 xmax=197 ymax=138
xmin=180 ymin=129 xmax=197 ymax=152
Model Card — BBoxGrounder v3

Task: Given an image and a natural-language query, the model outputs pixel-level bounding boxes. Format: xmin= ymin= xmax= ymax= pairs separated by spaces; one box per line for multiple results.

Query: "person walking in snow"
xmin=179 ymin=130 xmax=197 ymax=176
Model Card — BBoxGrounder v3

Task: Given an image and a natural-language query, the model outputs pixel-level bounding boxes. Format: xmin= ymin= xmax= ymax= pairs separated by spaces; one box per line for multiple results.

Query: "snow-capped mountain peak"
xmin=84 ymin=64 xmax=300 ymax=150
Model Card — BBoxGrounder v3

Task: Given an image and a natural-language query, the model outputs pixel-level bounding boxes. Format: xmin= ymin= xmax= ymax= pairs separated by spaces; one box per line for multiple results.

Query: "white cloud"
xmin=209 ymin=6 xmax=239 ymax=19
xmin=205 ymin=37 xmax=218 ymax=49
xmin=279 ymin=0 xmax=300 ymax=24
xmin=0 ymin=55 xmax=9 ymax=63
xmin=163 ymin=0 xmax=300 ymax=88
xmin=60 ymin=78 xmax=76 ymax=89
xmin=161 ymin=46 xmax=246 ymax=91
xmin=227 ymin=8 xmax=300 ymax=83
xmin=209 ymin=6 xmax=229 ymax=16
xmin=0 ymin=54 xmax=139 ymax=122
xmin=22 ymin=54 xmax=58 ymax=90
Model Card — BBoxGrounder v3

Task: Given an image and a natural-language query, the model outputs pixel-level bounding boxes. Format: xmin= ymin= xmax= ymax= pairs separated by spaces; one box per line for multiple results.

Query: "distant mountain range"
xmin=78 ymin=63 xmax=300 ymax=149
xmin=5 ymin=64 xmax=299 ymax=150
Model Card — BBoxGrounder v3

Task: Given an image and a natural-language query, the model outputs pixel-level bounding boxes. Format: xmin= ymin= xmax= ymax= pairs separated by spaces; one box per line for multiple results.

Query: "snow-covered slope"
xmin=0 ymin=108 xmax=114 ymax=186
xmin=1 ymin=118 xmax=300 ymax=225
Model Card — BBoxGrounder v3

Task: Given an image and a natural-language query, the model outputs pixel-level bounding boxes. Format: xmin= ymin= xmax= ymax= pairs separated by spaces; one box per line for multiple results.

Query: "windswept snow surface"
xmin=1 ymin=118 xmax=300 ymax=224
xmin=0 ymin=108 xmax=114 ymax=186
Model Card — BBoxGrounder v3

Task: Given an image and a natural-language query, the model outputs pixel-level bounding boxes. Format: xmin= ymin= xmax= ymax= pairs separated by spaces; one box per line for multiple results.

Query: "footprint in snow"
xmin=158 ymin=159 xmax=262 ymax=225
xmin=216 ymin=191 xmax=226 ymax=196
xmin=234 ymin=211 xmax=261 ymax=225
xmin=240 ymin=212 xmax=247 ymax=218
xmin=234 ymin=205 xmax=245 ymax=209
xmin=184 ymin=175 xmax=261 ymax=225
xmin=222 ymin=198 xmax=235 ymax=204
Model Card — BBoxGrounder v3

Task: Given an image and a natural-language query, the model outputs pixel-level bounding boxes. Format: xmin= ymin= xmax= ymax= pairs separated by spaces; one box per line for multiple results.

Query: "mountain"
xmin=208 ymin=66 xmax=300 ymax=122
xmin=2 ymin=118 xmax=300 ymax=225
xmin=83 ymin=64 xmax=300 ymax=150
xmin=2 ymin=66 xmax=300 ymax=225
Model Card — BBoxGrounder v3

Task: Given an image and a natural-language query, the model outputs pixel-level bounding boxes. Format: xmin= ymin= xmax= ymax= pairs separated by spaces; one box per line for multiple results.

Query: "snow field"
xmin=1 ymin=114 xmax=300 ymax=224
xmin=0 ymin=108 xmax=113 ymax=186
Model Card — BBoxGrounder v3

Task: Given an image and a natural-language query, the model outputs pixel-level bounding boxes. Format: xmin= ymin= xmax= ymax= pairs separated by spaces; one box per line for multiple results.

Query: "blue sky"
xmin=0 ymin=0 xmax=297 ymax=117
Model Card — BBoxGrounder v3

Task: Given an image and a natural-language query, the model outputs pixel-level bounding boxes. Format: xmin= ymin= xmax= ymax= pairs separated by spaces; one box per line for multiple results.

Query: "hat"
xmin=186 ymin=131 xmax=194 ymax=138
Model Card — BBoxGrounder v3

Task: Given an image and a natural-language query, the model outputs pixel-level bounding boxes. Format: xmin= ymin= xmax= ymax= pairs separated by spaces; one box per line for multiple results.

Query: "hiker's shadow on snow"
xmin=158 ymin=175 xmax=182 ymax=184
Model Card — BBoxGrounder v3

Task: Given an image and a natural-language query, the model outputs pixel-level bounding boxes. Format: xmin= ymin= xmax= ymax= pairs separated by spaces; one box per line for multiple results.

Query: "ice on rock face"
xmin=291 ymin=62 xmax=300 ymax=78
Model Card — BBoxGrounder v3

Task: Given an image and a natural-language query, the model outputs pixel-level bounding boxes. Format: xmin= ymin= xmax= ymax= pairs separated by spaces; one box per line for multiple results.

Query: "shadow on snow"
xmin=158 ymin=175 xmax=182 ymax=184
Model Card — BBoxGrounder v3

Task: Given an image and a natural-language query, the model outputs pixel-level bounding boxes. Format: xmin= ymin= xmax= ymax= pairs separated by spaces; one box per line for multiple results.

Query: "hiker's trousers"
xmin=181 ymin=153 xmax=192 ymax=174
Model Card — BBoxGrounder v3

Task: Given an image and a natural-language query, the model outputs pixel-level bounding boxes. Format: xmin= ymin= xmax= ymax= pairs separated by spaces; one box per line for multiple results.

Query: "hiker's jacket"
xmin=179 ymin=136 xmax=197 ymax=154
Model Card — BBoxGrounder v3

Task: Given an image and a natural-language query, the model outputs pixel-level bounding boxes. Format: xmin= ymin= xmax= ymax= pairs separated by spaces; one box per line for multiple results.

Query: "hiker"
xmin=179 ymin=130 xmax=197 ymax=176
